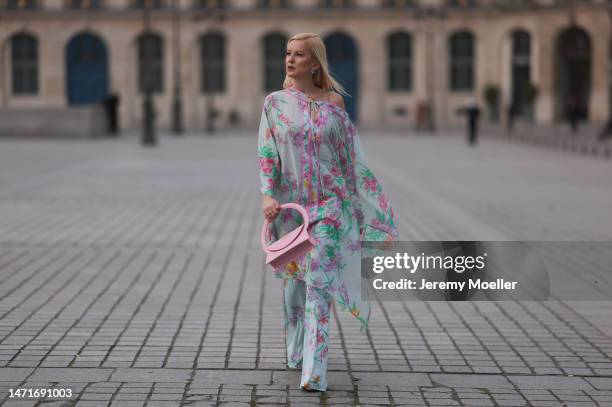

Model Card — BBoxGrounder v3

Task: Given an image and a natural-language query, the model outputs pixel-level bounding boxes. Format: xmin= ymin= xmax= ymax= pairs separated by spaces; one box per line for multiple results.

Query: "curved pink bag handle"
xmin=260 ymin=203 xmax=310 ymax=254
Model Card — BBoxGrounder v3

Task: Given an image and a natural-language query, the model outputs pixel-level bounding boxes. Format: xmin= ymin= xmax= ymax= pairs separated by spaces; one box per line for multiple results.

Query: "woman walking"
xmin=258 ymin=32 xmax=398 ymax=392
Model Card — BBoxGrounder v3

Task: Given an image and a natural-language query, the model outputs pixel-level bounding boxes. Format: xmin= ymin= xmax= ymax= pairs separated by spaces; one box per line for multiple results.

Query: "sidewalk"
xmin=0 ymin=133 xmax=611 ymax=406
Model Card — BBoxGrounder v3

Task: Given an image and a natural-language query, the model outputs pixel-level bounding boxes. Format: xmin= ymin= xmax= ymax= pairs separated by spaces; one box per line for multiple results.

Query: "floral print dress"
xmin=258 ymin=86 xmax=398 ymax=330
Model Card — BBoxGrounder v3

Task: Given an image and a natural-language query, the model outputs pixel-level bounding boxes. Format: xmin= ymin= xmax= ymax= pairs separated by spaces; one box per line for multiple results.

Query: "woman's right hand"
xmin=262 ymin=195 xmax=281 ymax=222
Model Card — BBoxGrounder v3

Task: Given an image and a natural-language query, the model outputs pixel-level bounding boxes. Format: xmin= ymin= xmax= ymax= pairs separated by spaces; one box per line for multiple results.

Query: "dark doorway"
xmin=66 ymin=32 xmax=109 ymax=105
xmin=511 ymin=30 xmax=531 ymax=118
xmin=556 ymin=26 xmax=591 ymax=121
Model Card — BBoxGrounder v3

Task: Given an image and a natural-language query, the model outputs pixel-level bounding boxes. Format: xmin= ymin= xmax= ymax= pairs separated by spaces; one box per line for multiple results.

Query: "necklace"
xmin=294 ymin=86 xmax=326 ymax=102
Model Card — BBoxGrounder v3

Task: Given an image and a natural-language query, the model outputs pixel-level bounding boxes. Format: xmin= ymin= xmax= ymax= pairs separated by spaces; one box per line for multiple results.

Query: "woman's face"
xmin=285 ymin=40 xmax=319 ymax=80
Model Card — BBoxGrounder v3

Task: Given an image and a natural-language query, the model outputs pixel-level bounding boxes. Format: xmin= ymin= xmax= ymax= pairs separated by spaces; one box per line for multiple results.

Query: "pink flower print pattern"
xmin=258 ymin=87 xmax=398 ymax=331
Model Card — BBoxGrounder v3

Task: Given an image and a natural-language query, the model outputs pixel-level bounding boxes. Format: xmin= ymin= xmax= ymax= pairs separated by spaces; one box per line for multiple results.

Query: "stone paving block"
xmin=272 ymin=370 xmax=351 ymax=388
xmin=508 ymin=375 xmax=594 ymax=390
xmin=2 ymin=402 xmax=39 ymax=407
xmin=0 ymin=368 xmax=33 ymax=381
xmin=429 ymin=373 xmax=513 ymax=388
xmin=28 ymin=368 xmax=112 ymax=382
xmin=80 ymin=393 xmax=113 ymax=400
xmin=359 ymin=396 xmax=392 ymax=403
xmin=75 ymin=402 xmax=110 ymax=407
xmin=352 ymin=372 xmax=431 ymax=388
xmin=114 ymin=393 xmax=148 ymax=401
xmin=109 ymin=368 xmax=190 ymax=382
xmin=193 ymin=370 xmax=272 ymax=385
xmin=150 ymin=393 xmax=184 ymax=401
xmin=109 ymin=401 xmax=144 ymax=407
xmin=458 ymin=399 xmax=495 ymax=406
xmin=585 ymin=377 xmax=612 ymax=390
xmin=422 ymin=400 xmax=460 ymax=406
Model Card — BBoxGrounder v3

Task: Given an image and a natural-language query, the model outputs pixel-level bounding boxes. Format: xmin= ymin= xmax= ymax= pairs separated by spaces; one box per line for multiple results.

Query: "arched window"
xmin=556 ymin=26 xmax=591 ymax=120
xmin=201 ymin=33 xmax=226 ymax=93
xmin=263 ymin=33 xmax=287 ymax=92
xmin=11 ymin=33 xmax=38 ymax=95
xmin=449 ymin=31 xmax=475 ymax=91
xmin=387 ymin=32 xmax=412 ymax=91
xmin=137 ymin=32 xmax=164 ymax=93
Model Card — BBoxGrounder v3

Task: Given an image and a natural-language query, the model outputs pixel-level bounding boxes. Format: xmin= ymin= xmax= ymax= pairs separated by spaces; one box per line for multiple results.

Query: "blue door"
xmin=324 ymin=33 xmax=358 ymax=123
xmin=66 ymin=33 xmax=109 ymax=105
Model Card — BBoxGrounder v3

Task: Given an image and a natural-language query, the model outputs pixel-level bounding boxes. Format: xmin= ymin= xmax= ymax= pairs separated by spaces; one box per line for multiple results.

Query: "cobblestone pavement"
xmin=0 ymin=133 xmax=611 ymax=406
xmin=480 ymin=122 xmax=612 ymax=161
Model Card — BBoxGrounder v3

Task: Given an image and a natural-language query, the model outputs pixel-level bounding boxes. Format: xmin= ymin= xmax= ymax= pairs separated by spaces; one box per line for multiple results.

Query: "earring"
xmin=311 ymin=68 xmax=317 ymax=75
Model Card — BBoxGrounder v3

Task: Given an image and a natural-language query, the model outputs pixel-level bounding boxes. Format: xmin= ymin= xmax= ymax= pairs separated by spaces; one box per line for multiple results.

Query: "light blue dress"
xmin=258 ymin=86 xmax=398 ymax=390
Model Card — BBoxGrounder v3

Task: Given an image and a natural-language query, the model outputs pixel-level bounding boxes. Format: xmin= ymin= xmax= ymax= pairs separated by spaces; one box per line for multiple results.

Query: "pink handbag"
xmin=260 ymin=203 xmax=316 ymax=271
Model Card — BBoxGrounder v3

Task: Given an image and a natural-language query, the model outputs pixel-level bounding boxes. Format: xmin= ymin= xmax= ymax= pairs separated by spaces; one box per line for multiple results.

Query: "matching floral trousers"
xmin=283 ymin=278 xmax=332 ymax=392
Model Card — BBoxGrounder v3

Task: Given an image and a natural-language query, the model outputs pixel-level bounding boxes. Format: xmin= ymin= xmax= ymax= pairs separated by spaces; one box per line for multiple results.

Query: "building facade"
xmin=0 ymin=0 xmax=610 ymax=132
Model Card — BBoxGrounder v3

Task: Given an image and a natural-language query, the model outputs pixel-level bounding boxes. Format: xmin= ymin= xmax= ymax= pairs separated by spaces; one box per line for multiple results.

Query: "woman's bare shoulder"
xmin=328 ymin=92 xmax=346 ymax=110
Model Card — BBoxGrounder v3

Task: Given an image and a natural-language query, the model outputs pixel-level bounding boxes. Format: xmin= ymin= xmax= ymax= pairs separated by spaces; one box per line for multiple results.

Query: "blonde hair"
xmin=282 ymin=33 xmax=349 ymax=97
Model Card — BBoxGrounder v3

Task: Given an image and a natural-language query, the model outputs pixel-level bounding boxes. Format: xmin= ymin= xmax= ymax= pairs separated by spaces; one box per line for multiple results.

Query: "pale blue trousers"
xmin=283 ymin=279 xmax=332 ymax=391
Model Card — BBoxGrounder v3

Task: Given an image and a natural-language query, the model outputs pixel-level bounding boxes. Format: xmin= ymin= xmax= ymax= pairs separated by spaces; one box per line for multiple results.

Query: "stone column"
xmin=43 ymin=24 xmax=68 ymax=106
xmin=0 ymin=31 xmax=7 ymax=106
xmin=106 ymin=0 xmax=130 ymax=8
xmin=586 ymin=18 xmax=610 ymax=122
xmin=534 ymin=18 xmax=556 ymax=124
xmin=356 ymin=24 xmax=385 ymax=128
xmin=44 ymin=0 xmax=64 ymax=10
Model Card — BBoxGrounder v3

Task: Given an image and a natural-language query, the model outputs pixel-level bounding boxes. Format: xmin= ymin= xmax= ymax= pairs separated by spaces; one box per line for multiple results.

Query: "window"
xmin=67 ymin=0 xmax=102 ymax=8
xmin=263 ymin=33 xmax=287 ymax=92
xmin=512 ymin=30 xmax=530 ymax=61
xmin=133 ymin=0 xmax=164 ymax=7
xmin=259 ymin=0 xmax=288 ymax=7
xmin=387 ymin=32 xmax=412 ymax=91
xmin=201 ymin=33 xmax=226 ymax=93
xmin=11 ymin=33 xmax=38 ymax=95
xmin=382 ymin=0 xmax=412 ymax=7
xmin=511 ymin=30 xmax=531 ymax=115
xmin=321 ymin=0 xmax=352 ymax=7
xmin=138 ymin=32 xmax=164 ymax=93
xmin=447 ymin=0 xmax=476 ymax=6
xmin=5 ymin=0 xmax=37 ymax=8
xmin=195 ymin=0 xmax=224 ymax=8
xmin=449 ymin=31 xmax=475 ymax=91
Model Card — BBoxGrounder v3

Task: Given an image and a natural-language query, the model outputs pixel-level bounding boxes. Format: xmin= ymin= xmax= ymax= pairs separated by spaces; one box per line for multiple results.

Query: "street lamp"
xmin=142 ymin=0 xmax=157 ymax=146
xmin=171 ymin=0 xmax=183 ymax=134
xmin=205 ymin=93 xmax=216 ymax=134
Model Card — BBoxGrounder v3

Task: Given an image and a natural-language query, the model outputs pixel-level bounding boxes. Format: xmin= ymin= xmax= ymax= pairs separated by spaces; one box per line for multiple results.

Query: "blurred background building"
xmin=0 ymin=0 xmax=610 ymax=133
